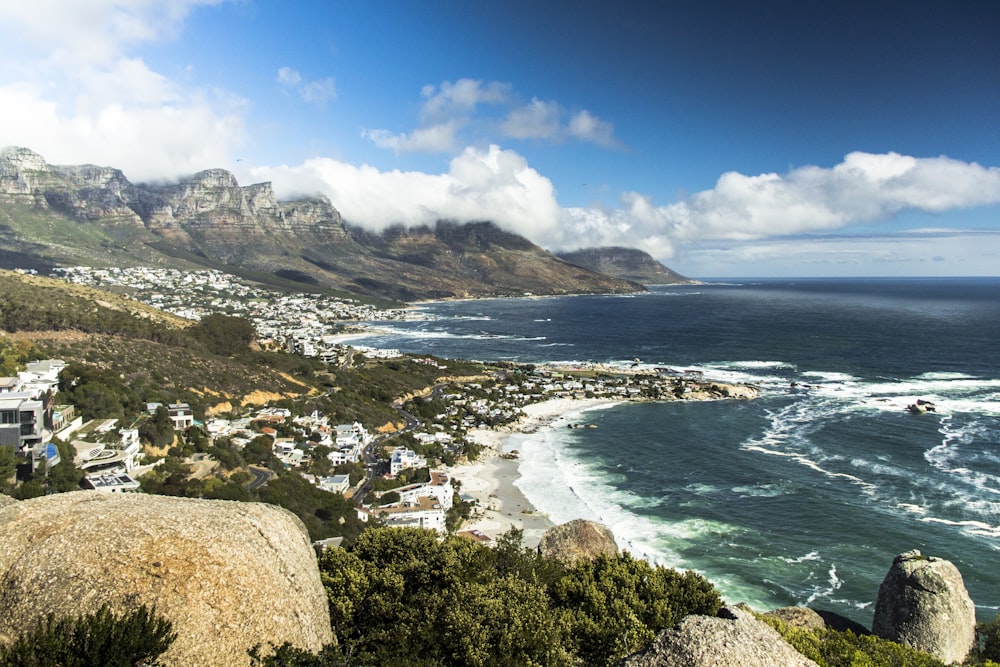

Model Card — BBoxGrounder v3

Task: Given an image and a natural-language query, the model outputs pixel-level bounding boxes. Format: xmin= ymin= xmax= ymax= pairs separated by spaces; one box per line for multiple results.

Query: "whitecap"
xmin=781 ymin=551 xmax=821 ymax=564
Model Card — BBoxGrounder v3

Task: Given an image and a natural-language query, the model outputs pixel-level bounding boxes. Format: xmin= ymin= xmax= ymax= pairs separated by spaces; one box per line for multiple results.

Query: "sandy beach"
xmin=448 ymin=397 xmax=621 ymax=547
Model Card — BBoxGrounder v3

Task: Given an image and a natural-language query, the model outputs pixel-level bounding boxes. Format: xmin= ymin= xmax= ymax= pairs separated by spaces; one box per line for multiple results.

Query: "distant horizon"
xmin=1 ymin=2 xmax=998 ymax=277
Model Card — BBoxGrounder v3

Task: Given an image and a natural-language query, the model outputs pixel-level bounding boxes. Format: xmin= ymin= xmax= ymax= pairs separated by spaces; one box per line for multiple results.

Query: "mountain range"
xmin=0 ymin=147 xmax=692 ymax=301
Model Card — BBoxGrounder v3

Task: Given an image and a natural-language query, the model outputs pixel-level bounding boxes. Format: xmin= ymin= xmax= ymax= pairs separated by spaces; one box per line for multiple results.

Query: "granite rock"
xmin=0 ymin=491 xmax=332 ymax=666
xmin=616 ymin=606 xmax=819 ymax=667
xmin=872 ymin=549 xmax=976 ymax=664
xmin=537 ymin=519 xmax=619 ymax=566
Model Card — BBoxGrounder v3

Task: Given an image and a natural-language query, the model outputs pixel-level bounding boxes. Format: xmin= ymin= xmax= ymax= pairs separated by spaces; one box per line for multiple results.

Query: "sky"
xmin=1 ymin=1 xmax=999 ymax=278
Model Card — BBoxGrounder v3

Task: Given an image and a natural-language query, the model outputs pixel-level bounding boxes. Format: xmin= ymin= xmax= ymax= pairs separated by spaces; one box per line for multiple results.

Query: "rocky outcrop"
xmin=616 ymin=606 xmax=819 ymax=667
xmin=558 ymin=247 xmax=695 ymax=285
xmin=872 ymin=549 xmax=976 ymax=664
xmin=764 ymin=606 xmax=828 ymax=632
xmin=538 ymin=519 xmax=618 ymax=566
xmin=0 ymin=491 xmax=332 ymax=666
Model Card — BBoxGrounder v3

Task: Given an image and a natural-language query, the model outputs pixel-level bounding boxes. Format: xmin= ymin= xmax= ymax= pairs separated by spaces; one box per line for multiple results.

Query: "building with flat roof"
xmin=82 ymin=472 xmax=141 ymax=493
xmin=0 ymin=394 xmax=45 ymax=453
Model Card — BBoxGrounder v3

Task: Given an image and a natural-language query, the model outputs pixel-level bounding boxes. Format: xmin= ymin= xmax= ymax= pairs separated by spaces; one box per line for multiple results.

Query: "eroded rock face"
xmin=0 ymin=491 xmax=332 ymax=666
xmin=537 ymin=519 xmax=618 ymax=566
xmin=872 ymin=549 xmax=976 ymax=664
xmin=616 ymin=606 xmax=819 ymax=667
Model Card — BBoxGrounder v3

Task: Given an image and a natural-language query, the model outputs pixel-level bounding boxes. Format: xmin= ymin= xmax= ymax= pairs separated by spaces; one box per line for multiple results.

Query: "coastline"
xmin=448 ymin=397 xmax=621 ymax=548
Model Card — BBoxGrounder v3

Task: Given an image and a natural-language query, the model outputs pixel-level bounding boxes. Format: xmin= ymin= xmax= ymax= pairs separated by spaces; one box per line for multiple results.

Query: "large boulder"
xmin=764 ymin=606 xmax=828 ymax=632
xmin=537 ymin=519 xmax=618 ymax=566
xmin=0 ymin=491 xmax=333 ymax=666
xmin=616 ymin=606 xmax=819 ymax=667
xmin=872 ymin=549 xmax=976 ymax=664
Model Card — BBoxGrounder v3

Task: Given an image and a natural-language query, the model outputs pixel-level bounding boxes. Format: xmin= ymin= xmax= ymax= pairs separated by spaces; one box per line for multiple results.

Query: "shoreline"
xmin=447 ymin=397 xmax=621 ymax=548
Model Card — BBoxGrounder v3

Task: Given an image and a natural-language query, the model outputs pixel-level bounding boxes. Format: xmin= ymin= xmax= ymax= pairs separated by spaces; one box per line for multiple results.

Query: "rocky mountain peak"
xmin=0 ymin=146 xmax=56 ymax=195
xmin=243 ymin=181 xmax=279 ymax=216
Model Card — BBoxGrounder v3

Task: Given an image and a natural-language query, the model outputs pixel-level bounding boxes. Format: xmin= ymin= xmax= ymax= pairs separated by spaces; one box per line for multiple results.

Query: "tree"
xmin=140 ymin=405 xmax=175 ymax=448
xmin=0 ymin=445 xmax=16 ymax=487
xmin=190 ymin=313 xmax=256 ymax=356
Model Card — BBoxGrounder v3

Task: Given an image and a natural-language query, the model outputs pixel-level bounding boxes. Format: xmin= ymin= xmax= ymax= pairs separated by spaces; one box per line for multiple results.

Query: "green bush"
xmin=315 ymin=526 xmax=722 ymax=667
xmin=760 ymin=615 xmax=946 ymax=667
xmin=549 ymin=553 xmax=722 ymax=666
xmin=981 ymin=614 xmax=1000 ymax=663
xmin=0 ymin=604 xmax=176 ymax=667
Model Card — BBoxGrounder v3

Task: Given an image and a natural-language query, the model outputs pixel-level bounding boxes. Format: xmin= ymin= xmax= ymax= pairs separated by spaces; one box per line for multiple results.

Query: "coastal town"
xmin=3 ymin=267 xmax=759 ymax=548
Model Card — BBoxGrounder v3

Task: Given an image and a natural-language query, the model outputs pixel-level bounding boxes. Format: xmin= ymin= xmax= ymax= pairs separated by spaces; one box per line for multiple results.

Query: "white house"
xmin=167 ymin=403 xmax=194 ymax=430
xmin=390 ymin=447 xmax=427 ymax=477
xmin=318 ymin=474 xmax=351 ymax=494
xmin=374 ymin=496 xmax=447 ymax=533
xmin=396 ymin=471 xmax=454 ymax=510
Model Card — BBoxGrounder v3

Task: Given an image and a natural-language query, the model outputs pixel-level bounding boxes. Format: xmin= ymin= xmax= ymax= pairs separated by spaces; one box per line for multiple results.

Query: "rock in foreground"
xmin=537 ymin=519 xmax=618 ymax=566
xmin=872 ymin=549 xmax=976 ymax=664
xmin=0 ymin=491 xmax=332 ymax=666
xmin=616 ymin=606 xmax=819 ymax=667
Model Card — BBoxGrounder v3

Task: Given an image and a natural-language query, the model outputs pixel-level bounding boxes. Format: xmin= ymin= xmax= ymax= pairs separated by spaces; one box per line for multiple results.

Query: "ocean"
xmin=351 ymin=278 xmax=1000 ymax=626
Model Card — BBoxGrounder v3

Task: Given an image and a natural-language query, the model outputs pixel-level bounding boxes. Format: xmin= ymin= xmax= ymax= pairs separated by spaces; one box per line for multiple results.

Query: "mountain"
xmin=557 ymin=247 xmax=696 ymax=285
xmin=0 ymin=147 xmax=641 ymax=301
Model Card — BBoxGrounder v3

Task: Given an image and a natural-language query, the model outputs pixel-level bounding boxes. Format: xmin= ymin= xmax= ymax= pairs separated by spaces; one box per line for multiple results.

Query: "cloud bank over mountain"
xmin=1 ymin=0 xmax=998 ymax=276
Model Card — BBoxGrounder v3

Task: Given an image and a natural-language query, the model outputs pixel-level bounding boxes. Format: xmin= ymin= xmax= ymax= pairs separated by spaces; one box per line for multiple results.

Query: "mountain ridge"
xmin=0 ymin=147 xmax=681 ymax=300
xmin=557 ymin=246 xmax=697 ymax=285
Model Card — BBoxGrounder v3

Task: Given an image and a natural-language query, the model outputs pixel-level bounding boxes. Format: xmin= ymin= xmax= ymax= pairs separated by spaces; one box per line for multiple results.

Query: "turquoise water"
xmin=353 ymin=279 xmax=1000 ymax=625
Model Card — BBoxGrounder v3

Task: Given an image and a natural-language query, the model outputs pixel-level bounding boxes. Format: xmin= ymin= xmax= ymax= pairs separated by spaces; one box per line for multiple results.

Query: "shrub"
xmin=980 ymin=614 xmax=1000 ymax=663
xmin=0 ymin=604 xmax=176 ymax=667
xmin=760 ymin=615 xmax=946 ymax=667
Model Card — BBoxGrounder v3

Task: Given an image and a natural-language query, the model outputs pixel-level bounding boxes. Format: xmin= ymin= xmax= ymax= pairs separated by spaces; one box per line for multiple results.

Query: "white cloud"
xmin=553 ymin=153 xmax=1000 ymax=258
xmin=501 ymin=98 xmax=562 ymax=140
xmin=276 ymin=67 xmax=302 ymax=87
xmin=277 ymin=66 xmax=336 ymax=105
xmin=251 ymin=144 xmax=563 ymax=239
xmin=0 ymin=0 xmax=223 ymax=66
xmin=367 ymin=79 xmax=621 ymax=153
xmin=362 ymin=121 xmax=462 ymax=154
xmin=420 ymin=79 xmax=510 ymax=120
xmin=567 ymin=109 xmax=619 ymax=148
xmin=0 ymin=0 xmax=244 ymax=181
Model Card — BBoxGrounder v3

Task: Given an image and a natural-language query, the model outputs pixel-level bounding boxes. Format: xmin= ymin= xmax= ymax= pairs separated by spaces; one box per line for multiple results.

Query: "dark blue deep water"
xmin=352 ymin=278 xmax=1000 ymax=626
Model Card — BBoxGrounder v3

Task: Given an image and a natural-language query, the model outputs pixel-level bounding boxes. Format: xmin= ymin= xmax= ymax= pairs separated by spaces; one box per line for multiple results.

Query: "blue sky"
xmin=1 ymin=1 xmax=999 ymax=277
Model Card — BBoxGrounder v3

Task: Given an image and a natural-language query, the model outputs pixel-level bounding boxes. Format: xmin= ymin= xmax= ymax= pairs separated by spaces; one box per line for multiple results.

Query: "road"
xmin=247 ymin=465 xmax=272 ymax=490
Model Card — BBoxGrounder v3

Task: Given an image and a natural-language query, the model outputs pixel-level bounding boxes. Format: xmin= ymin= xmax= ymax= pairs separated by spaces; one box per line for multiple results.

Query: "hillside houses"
xmin=55 ymin=266 xmax=421 ymax=358
xmin=0 ymin=359 xmax=66 ymax=473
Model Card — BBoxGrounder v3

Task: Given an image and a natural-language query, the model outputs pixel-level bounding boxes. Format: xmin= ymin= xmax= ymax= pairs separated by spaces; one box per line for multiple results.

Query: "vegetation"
xmin=976 ymin=614 xmax=1000 ymax=665
xmin=0 ymin=604 xmax=176 ymax=667
xmin=2 ymin=439 xmax=82 ymax=499
xmin=315 ymin=526 xmax=721 ymax=666
xmin=761 ymin=614 xmax=947 ymax=667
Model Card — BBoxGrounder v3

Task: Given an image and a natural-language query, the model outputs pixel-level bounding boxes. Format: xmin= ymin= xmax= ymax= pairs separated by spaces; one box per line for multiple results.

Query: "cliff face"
xmin=0 ymin=147 xmax=642 ymax=300
xmin=558 ymin=247 xmax=695 ymax=285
